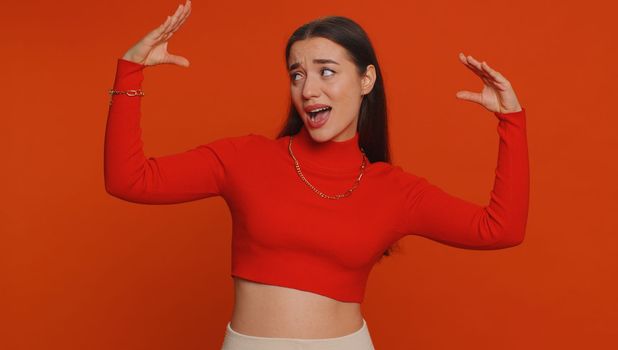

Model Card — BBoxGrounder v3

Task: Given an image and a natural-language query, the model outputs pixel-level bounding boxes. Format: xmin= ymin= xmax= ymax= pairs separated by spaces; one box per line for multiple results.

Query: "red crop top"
xmin=105 ymin=58 xmax=530 ymax=303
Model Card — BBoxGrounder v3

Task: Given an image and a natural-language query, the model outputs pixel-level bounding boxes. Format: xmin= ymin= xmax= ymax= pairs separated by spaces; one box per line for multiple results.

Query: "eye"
xmin=322 ymin=68 xmax=335 ymax=77
xmin=289 ymin=68 xmax=335 ymax=82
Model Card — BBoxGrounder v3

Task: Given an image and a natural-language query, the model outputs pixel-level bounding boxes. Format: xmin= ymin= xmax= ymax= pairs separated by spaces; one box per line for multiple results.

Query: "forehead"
xmin=288 ymin=37 xmax=349 ymax=65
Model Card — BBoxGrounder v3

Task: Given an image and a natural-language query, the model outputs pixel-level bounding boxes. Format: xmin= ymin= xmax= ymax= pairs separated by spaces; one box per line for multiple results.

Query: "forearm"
xmin=398 ymin=108 xmax=530 ymax=249
xmin=103 ymin=58 xmax=150 ymax=199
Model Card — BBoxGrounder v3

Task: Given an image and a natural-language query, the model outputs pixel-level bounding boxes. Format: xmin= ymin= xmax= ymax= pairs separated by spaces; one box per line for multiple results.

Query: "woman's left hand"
xmin=455 ymin=53 xmax=522 ymax=114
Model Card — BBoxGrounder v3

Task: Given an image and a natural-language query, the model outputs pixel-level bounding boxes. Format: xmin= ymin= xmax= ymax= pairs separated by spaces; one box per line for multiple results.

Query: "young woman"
xmin=104 ymin=1 xmax=529 ymax=349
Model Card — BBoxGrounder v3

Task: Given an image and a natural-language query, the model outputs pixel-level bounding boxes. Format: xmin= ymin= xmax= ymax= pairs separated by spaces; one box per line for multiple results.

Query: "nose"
xmin=301 ymin=73 xmax=320 ymax=100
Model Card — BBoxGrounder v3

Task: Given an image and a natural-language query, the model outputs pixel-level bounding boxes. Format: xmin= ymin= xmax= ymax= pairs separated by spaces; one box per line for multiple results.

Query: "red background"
xmin=3 ymin=0 xmax=617 ymax=349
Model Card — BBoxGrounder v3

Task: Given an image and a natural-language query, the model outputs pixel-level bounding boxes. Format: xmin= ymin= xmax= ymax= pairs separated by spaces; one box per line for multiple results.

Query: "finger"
xmin=480 ymin=61 xmax=509 ymax=84
xmin=153 ymin=1 xmax=189 ymax=40
xmin=161 ymin=31 xmax=175 ymax=42
xmin=144 ymin=16 xmax=170 ymax=42
xmin=162 ymin=4 xmax=184 ymax=36
xmin=184 ymin=0 xmax=192 ymax=14
xmin=163 ymin=13 xmax=175 ymax=32
xmin=158 ymin=5 xmax=185 ymax=42
xmin=168 ymin=1 xmax=192 ymax=34
xmin=460 ymin=53 xmax=492 ymax=81
xmin=158 ymin=15 xmax=172 ymax=31
xmin=168 ymin=53 xmax=190 ymax=68
xmin=459 ymin=53 xmax=493 ymax=86
xmin=169 ymin=9 xmax=190 ymax=35
xmin=174 ymin=0 xmax=192 ymax=30
xmin=466 ymin=55 xmax=508 ymax=89
xmin=171 ymin=2 xmax=184 ymax=19
xmin=177 ymin=1 xmax=193 ymax=27
xmin=169 ymin=4 xmax=185 ymax=28
xmin=458 ymin=53 xmax=490 ymax=80
xmin=455 ymin=90 xmax=482 ymax=104
xmin=155 ymin=15 xmax=175 ymax=39
xmin=167 ymin=19 xmax=185 ymax=37
xmin=149 ymin=15 xmax=172 ymax=41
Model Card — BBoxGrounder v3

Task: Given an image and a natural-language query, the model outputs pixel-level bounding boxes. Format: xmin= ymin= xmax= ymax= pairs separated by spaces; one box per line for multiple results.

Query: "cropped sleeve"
xmin=394 ymin=108 xmax=529 ymax=249
xmin=104 ymin=58 xmax=250 ymax=204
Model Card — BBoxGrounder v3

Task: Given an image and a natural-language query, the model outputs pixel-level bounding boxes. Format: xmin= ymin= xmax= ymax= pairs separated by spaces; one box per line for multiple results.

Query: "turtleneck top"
xmin=105 ymin=58 xmax=530 ymax=303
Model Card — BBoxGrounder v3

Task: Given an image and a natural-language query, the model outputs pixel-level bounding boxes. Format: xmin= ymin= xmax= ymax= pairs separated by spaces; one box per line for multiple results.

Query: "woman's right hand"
xmin=122 ymin=0 xmax=192 ymax=67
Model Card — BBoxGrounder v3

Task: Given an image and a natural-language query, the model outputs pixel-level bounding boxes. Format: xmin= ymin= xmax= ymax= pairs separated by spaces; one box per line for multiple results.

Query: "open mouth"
xmin=306 ymin=106 xmax=332 ymax=128
xmin=308 ymin=106 xmax=332 ymax=119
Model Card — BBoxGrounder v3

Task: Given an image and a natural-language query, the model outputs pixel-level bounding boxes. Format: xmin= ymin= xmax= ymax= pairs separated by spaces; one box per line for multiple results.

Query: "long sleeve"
xmin=395 ymin=108 xmax=529 ymax=249
xmin=104 ymin=58 xmax=244 ymax=204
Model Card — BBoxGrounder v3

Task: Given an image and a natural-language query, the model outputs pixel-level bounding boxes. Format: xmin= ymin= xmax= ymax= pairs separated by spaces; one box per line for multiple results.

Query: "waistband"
xmin=221 ymin=318 xmax=375 ymax=350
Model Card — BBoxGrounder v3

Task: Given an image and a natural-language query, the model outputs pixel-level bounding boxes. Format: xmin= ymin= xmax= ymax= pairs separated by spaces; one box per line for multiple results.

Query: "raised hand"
xmin=122 ymin=0 xmax=192 ymax=67
xmin=455 ymin=53 xmax=522 ymax=114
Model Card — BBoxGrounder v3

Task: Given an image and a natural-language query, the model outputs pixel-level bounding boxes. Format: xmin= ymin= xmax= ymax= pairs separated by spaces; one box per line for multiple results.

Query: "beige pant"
xmin=220 ymin=318 xmax=376 ymax=350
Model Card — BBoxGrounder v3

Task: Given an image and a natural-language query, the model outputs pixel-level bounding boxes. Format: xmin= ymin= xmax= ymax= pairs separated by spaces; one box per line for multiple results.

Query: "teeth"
xmin=310 ymin=106 xmax=331 ymax=113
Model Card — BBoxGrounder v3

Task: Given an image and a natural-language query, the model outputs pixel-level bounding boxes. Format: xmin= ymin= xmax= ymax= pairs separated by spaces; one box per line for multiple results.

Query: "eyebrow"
xmin=288 ymin=59 xmax=340 ymax=71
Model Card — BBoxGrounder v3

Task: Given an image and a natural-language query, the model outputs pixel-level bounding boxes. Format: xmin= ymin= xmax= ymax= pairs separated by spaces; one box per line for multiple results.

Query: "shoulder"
xmin=371 ymin=161 xmax=429 ymax=190
xmin=201 ymin=132 xmax=278 ymax=160
xmin=205 ymin=132 xmax=266 ymax=151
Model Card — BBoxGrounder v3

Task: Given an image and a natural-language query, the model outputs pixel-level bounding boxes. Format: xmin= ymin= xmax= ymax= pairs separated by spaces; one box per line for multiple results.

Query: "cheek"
xmin=292 ymin=85 xmax=304 ymax=98
xmin=336 ymin=76 xmax=360 ymax=95
xmin=290 ymin=89 xmax=304 ymax=115
xmin=330 ymin=82 xmax=361 ymax=108
xmin=290 ymin=88 xmax=300 ymax=103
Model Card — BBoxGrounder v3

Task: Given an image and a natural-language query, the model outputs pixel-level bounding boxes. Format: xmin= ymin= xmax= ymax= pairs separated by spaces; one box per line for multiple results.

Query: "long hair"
xmin=277 ymin=16 xmax=401 ymax=260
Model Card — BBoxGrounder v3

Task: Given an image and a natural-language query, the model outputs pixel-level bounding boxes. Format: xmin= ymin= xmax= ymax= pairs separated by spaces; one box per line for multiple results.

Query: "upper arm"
xmin=394 ymin=168 xmax=522 ymax=250
xmin=106 ymin=135 xmax=252 ymax=204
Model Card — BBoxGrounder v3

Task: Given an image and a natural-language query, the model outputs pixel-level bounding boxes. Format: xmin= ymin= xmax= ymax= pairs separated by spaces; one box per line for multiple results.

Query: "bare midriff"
xmin=229 ymin=276 xmax=364 ymax=339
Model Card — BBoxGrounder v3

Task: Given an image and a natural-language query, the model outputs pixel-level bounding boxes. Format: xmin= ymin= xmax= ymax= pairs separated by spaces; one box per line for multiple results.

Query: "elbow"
xmin=105 ymin=178 xmax=160 ymax=204
xmin=104 ymin=177 xmax=116 ymax=196
xmin=514 ymin=229 xmax=526 ymax=246
xmin=504 ymin=220 xmax=528 ymax=247
xmin=104 ymin=178 xmax=135 ymax=202
xmin=104 ymin=176 xmax=123 ymax=198
xmin=105 ymin=183 xmax=120 ymax=198
xmin=483 ymin=210 xmax=528 ymax=248
xmin=513 ymin=229 xmax=527 ymax=246
xmin=105 ymin=182 xmax=126 ymax=200
xmin=105 ymin=184 xmax=142 ymax=203
xmin=503 ymin=234 xmax=525 ymax=248
xmin=104 ymin=166 xmax=125 ymax=198
xmin=104 ymin=168 xmax=140 ymax=201
xmin=492 ymin=228 xmax=526 ymax=249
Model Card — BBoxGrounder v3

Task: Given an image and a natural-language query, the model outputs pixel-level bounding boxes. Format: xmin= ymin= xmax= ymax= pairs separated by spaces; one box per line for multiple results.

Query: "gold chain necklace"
xmin=288 ymin=134 xmax=367 ymax=200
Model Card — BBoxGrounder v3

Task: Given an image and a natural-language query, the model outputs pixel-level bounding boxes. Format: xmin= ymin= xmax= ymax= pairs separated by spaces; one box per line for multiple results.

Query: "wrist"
xmin=113 ymin=58 xmax=145 ymax=90
xmin=121 ymin=51 xmax=145 ymax=65
xmin=501 ymin=106 xmax=523 ymax=114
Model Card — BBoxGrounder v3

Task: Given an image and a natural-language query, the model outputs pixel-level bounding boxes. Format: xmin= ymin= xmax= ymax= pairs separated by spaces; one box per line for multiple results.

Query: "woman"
xmin=104 ymin=0 xmax=529 ymax=349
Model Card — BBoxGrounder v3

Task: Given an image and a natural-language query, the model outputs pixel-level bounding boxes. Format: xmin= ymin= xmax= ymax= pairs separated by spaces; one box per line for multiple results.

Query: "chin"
xmin=309 ymin=127 xmax=342 ymax=142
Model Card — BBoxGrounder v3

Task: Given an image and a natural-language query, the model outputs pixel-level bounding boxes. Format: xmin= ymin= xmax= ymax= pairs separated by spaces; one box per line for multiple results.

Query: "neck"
xmin=290 ymin=125 xmax=364 ymax=171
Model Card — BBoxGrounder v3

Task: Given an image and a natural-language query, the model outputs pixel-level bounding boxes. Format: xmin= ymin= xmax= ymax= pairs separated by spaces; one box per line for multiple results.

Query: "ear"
xmin=360 ymin=64 xmax=377 ymax=96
